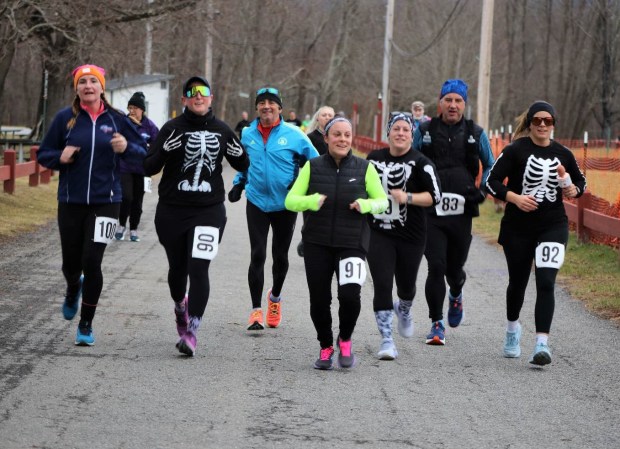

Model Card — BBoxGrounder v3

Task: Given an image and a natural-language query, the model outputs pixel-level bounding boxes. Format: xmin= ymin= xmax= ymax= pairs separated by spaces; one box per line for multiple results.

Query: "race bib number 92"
xmin=535 ymin=242 xmax=565 ymax=269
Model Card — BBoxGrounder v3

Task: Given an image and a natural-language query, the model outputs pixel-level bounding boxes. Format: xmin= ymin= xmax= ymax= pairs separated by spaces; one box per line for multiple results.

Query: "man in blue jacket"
xmin=229 ymin=87 xmax=318 ymax=331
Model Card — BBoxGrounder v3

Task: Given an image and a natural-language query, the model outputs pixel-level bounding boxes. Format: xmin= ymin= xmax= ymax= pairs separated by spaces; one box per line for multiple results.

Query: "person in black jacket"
xmin=144 ymin=76 xmax=249 ymax=356
xmin=486 ymin=101 xmax=586 ymax=366
xmin=285 ymin=117 xmax=388 ymax=370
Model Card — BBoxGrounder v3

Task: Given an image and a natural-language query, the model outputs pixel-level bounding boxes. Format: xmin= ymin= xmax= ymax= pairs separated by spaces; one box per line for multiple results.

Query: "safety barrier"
xmin=1 ymin=147 xmax=53 ymax=194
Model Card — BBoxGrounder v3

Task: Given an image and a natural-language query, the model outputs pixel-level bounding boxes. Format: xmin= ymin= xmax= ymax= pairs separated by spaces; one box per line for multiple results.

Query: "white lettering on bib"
xmin=338 ymin=257 xmax=367 ymax=286
xmin=192 ymin=226 xmax=219 ymax=260
xmin=435 ymin=193 xmax=465 ymax=216
xmin=535 ymin=242 xmax=565 ymax=269
xmin=94 ymin=216 xmax=117 ymax=244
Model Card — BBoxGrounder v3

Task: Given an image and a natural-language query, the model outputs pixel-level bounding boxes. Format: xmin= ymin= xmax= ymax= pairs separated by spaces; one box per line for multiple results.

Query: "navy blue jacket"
xmin=37 ymin=105 xmax=147 ymax=204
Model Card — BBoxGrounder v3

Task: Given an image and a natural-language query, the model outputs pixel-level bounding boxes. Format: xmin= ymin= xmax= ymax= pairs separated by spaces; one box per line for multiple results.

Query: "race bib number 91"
xmin=535 ymin=242 xmax=565 ymax=269
xmin=94 ymin=216 xmax=117 ymax=244
xmin=338 ymin=257 xmax=367 ymax=286
xmin=192 ymin=226 xmax=219 ymax=260
xmin=435 ymin=193 xmax=465 ymax=216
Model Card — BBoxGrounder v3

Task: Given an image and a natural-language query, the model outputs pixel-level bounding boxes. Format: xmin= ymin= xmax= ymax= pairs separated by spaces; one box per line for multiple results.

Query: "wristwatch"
xmin=406 ymin=192 xmax=412 ymax=205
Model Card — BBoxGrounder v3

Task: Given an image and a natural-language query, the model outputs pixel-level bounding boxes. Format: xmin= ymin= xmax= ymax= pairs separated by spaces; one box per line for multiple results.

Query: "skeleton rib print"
xmin=522 ymin=154 xmax=561 ymax=203
xmin=178 ymin=130 xmax=221 ymax=192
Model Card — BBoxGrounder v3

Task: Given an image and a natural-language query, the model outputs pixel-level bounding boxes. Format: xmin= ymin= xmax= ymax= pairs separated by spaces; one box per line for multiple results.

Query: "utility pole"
xmin=145 ymin=0 xmax=153 ymax=75
xmin=477 ymin=0 xmax=494 ymax=131
xmin=381 ymin=0 xmax=395 ymax=140
xmin=205 ymin=0 xmax=214 ymax=81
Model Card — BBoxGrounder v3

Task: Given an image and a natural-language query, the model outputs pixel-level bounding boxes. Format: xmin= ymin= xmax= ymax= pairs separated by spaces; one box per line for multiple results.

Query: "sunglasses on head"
xmin=256 ymin=87 xmax=280 ymax=96
xmin=531 ymin=116 xmax=554 ymax=127
xmin=185 ymin=85 xmax=210 ymax=98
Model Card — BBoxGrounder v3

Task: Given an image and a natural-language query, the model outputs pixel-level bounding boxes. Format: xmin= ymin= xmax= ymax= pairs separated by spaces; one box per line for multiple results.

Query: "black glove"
xmin=465 ymin=186 xmax=487 ymax=204
xmin=228 ymin=184 xmax=244 ymax=203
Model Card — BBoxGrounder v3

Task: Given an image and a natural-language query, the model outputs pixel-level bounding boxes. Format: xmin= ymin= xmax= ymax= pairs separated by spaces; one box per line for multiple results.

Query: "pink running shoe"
xmin=313 ymin=346 xmax=335 ymax=370
xmin=337 ymin=336 xmax=356 ymax=368
xmin=175 ymin=295 xmax=189 ymax=337
xmin=176 ymin=331 xmax=196 ymax=356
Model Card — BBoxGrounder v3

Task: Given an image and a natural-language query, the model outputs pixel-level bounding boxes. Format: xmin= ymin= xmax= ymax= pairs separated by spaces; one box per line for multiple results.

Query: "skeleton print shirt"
xmin=486 ymin=137 xmax=586 ymax=227
xmin=367 ymin=147 xmax=441 ymax=243
xmin=145 ymin=108 xmax=249 ymax=207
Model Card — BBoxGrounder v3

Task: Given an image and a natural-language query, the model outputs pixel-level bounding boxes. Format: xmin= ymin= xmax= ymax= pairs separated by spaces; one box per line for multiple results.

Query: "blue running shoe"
xmin=115 ymin=226 xmax=125 ymax=241
xmin=75 ymin=323 xmax=95 ymax=346
xmin=529 ymin=342 xmax=552 ymax=366
xmin=447 ymin=293 xmax=464 ymax=328
xmin=129 ymin=230 xmax=140 ymax=242
xmin=425 ymin=321 xmax=446 ymax=345
xmin=503 ymin=323 xmax=522 ymax=358
xmin=62 ymin=275 xmax=83 ymax=320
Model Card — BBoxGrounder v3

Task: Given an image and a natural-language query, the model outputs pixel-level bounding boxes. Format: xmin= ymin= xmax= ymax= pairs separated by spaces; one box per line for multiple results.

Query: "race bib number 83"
xmin=192 ymin=226 xmax=219 ymax=260
xmin=435 ymin=193 xmax=465 ymax=216
xmin=338 ymin=257 xmax=367 ymax=286
xmin=94 ymin=216 xmax=117 ymax=244
xmin=535 ymin=242 xmax=565 ymax=269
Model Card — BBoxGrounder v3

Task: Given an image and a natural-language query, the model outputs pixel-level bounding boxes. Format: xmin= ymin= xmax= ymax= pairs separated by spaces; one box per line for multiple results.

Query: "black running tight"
xmin=119 ymin=173 xmax=145 ymax=230
xmin=57 ymin=202 xmax=120 ymax=323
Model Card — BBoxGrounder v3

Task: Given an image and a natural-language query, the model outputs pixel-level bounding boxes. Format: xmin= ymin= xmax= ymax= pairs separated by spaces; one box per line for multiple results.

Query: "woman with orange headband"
xmin=37 ymin=64 xmax=147 ymax=347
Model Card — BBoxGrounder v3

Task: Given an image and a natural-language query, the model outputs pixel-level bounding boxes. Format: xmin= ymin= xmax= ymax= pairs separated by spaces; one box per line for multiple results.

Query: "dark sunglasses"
xmin=531 ymin=117 xmax=554 ymax=127
xmin=256 ymin=87 xmax=280 ymax=96
xmin=185 ymin=85 xmax=210 ymax=98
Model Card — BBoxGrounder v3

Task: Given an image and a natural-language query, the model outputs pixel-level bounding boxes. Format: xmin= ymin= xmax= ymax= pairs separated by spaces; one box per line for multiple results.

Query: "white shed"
xmin=107 ymin=74 xmax=175 ymax=129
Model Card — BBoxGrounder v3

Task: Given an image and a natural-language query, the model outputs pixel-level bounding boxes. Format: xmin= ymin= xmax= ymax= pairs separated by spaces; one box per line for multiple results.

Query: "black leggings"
xmin=500 ymin=224 xmax=568 ymax=334
xmin=57 ymin=202 xmax=120 ymax=323
xmin=155 ymin=202 xmax=226 ymax=319
xmin=119 ymin=173 xmax=145 ymax=230
xmin=424 ymin=214 xmax=472 ymax=322
xmin=368 ymin=230 xmax=425 ymax=311
xmin=304 ymin=242 xmax=365 ymax=348
xmin=246 ymin=200 xmax=297 ymax=308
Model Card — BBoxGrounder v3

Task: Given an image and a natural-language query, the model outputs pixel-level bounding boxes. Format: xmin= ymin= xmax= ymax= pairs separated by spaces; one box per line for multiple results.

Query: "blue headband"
xmin=440 ymin=79 xmax=468 ymax=102
xmin=387 ymin=113 xmax=414 ymax=136
xmin=324 ymin=116 xmax=351 ymax=135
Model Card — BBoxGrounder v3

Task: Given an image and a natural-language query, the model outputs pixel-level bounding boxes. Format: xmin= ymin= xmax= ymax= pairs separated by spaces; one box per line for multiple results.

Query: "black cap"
xmin=128 ymin=92 xmax=146 ymax=111
xmin=182 ymin=76 xmax=211 ymax=97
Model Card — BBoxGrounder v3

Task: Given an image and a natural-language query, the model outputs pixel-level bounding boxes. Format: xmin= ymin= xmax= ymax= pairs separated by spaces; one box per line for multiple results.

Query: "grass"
xmin=2 ymin=173 xmax=619 ymax=323
xmin=474 ymin=200 xmax=620 ymax=322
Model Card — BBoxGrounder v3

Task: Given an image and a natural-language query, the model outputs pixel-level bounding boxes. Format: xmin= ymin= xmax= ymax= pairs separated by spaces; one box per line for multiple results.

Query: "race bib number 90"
xmin=94 ymin=216 xmax=117 ymax=244
xmin=435 ymin=193 xmax=465 ymax=216
xmin=192 ymin=226 xmax=219 ymax=260
xmin=535 ymin=242 xmax=565 ymax=269
xmin=338 ymin=257 xmax=367 ymax=286
xmin=373 ymin=195 xmax=400 ymax=220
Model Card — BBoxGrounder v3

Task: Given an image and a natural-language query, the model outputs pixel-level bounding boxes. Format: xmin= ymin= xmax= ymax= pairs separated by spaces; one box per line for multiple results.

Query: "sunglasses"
xmin=390 ymin=111 xmax=412 ymax=118
xmin=256 ymin=87 xmax=280 ymax=96
xmin=531 ymin=116 xmax=554 ymax=127
xmin=185 ymin=85 xmax=210 ymax=98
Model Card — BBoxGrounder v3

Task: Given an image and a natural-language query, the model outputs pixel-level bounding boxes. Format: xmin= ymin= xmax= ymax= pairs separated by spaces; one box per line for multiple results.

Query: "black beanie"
xmin=526 ymin=101 xmax=556 ymax=125
xmin=128 ymin=92 xmax=146 ymax=111
xmin=255 ymin=88 xmax=283 ymax=108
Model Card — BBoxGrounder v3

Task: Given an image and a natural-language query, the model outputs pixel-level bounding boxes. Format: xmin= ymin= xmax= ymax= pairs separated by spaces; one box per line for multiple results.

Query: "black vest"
xmin=418 ymin=117 xmax=483 ymax=216
xmin=303 ymin=152 xmax=371 ymax=250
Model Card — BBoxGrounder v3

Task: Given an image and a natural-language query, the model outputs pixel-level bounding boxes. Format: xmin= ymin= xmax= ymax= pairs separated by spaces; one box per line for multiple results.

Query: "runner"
xmin=228 ymin=86 xmax=318 ymax=331
xmin=36 ymin=64 xmax=147 ymax=346
xmin=285 ymin=117 xmax=388 ymax=370
xmin=144 ymin=76 xmax=249 ymax=356
xmin=366 ymin=113 xmax=441 ymax=359
xmin=485 ymin=101 xmax=586 ymax=366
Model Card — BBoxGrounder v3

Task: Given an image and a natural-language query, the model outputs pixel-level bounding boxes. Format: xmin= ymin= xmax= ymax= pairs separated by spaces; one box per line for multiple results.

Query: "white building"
xmin=107 ymin=74 xmax=175 ymax=129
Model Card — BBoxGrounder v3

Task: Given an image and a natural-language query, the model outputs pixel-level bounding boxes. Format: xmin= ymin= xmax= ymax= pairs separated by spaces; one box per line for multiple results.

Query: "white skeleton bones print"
xmin=372 ymin=160 xmax=415 ymax=229
xmin=522 ymin=154 xmax=561 ymax=203
xmin=178 ymin=130 xmax=221 ymax=192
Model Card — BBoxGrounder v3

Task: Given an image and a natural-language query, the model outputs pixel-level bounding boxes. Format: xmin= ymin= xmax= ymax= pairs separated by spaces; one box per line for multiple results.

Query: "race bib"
xmin=93 ymin=216 xmax=117 ymax=244
xmin=435 ymin=193 xmax=465 ymax=216
xmin=373 ymin=195 xmax=400 ymax=220
xmin=535 ymin=242 xmax=565 ymax=269
xmin=144 ymin=177 xmax=152 ymax=193
xmin=338 ymin=257 xmax=367 ymax=286
xmin=192 ymin=226 xmax=219 ymax=260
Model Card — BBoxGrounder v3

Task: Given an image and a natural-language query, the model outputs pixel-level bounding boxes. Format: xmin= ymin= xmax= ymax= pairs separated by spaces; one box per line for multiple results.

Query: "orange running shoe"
xmin=247 ymin=309 xmax=265 ymax=330
xmin=266 ymin=289 xmax=282 ymax=328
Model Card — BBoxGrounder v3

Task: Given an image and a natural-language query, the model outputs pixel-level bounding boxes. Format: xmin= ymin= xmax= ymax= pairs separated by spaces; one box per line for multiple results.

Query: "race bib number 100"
xmin=192 ymin=226 xmax=219 ymax=260
xmin=535 ymin=242 xmax=565 ymax=269
xmin=94 ymin=216 xmax=117 ymax=244
xmin=435 ymin=193 xmax=465 ymax=216
xmin=338 ymin=257 xmax=367 ymax=286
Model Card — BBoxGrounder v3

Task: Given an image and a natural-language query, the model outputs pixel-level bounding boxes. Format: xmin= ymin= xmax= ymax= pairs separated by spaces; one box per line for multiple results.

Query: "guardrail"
xmin=1 ymin=147 xmax=53 ymax=194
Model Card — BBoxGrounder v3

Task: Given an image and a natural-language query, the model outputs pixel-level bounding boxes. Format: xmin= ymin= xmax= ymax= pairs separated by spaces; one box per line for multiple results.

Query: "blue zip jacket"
xmin=37 ymin=105 xmax=147 ymax=204
xmin=234 ymin=117 xmax=318 ymax=212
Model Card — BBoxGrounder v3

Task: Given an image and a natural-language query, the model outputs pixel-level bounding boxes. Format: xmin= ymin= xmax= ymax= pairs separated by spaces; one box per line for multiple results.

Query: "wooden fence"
xmin=1 ymin=147 xmax=53 ymax=194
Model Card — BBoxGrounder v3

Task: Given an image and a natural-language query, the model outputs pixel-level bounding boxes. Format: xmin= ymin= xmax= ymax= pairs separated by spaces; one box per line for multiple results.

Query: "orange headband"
xmin=72 ymin=64 xmax=106 ymax=90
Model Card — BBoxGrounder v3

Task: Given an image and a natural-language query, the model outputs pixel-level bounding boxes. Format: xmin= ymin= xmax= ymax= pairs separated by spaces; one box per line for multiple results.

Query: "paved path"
xmin=0 ymin=165 xmax=619 ymax=449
